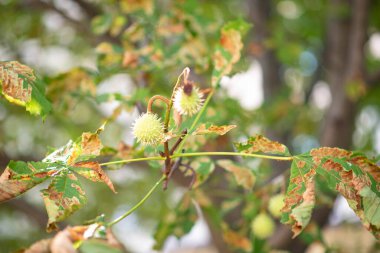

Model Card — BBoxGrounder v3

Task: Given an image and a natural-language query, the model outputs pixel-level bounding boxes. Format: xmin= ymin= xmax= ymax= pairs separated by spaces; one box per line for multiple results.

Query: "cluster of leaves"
xmin=283 ymin=148 xmax=380 ymax=239
xmin=1 ymin=6 xmax=380 ymax=252
xmin=0 ymin=124 xmax=115 ymax=231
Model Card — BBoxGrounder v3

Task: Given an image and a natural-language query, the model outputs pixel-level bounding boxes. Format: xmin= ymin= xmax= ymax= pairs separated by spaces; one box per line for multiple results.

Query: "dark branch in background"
xmin=274 ymin=0 xmax=369 ymax=252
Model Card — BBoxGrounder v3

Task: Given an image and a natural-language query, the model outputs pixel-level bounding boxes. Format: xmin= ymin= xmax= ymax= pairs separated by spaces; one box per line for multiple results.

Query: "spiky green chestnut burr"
xmin=132 ymin=113 xmax=164 ymax=146
xmin=173 ymin=83 xmax=203 ymax=116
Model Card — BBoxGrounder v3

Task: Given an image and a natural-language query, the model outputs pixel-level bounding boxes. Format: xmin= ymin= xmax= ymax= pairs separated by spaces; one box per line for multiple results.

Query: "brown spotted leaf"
xmin=314 ymin=155 xmax=380 ymax=239
xmin=284 ymin=148 xmax=380 ymax=239
xmin=217 ymin=159 xmax=255 ymax=190
xmin=236 ymin=135 xmax=291 ymax=156
xmin=41 ymin=172 xmax=87 ymax=231
xmin=79 ymin=123 xmax=105 ymax=158
xmin=0 ymin=161 xmax=52 ymax=202
xmin=281 ymin=157 xmax=316 ymax=237
xmin=192 ymin=124 xmax=236 ymax=136
xmin=44 ymin=124 xmax=105 ymax=165
xmin=0 ymin=61 xmax=51 ymax=117
xmin=72 ymin=161 xmax=116 ymax=193
xmin=211 ymin=20 xmax=251 ymax=87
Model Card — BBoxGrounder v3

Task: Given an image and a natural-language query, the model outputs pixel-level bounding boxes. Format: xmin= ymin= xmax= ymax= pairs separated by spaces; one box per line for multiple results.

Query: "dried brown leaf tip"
xmin=73 ymin=161 xmax=116 ymax=193
xmin=236 ymin=135 xmax=291 ymax=156
xmin=0 ymin=161 xmax=50 ymax=202
xmin=193 ymin=124 xmax=236 ymax=136
xmin=81 ymin=124 xmax=105 ymax=156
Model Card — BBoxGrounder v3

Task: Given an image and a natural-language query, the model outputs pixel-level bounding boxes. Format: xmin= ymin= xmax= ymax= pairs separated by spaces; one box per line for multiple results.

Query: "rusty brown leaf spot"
xmin=217 ymin=160 xmax=255 ymax=190
xmin=81 ymin=132 xmax=103 ymax=157
xmin=0 ymin=164 xmax=50 ymax=203
xmin=193 ymin=124 xmax=236 ymax=136
xmin=239 ymin=135 xmax=290 ymax=156
xmin=0 ymin=170 xmax=36 ymax=202
xmin=220 ymin=29 xmax=243 ymax=64
xmin=310 ymin=147 xmax=352 ymax=165
xmin=350 ymin=156 xmax=380 ymax=182
xmin=282 ymin=158 xmax=316 ymax=237
xmin=289 ymin=179 xmax=315 ymax=238
xmin=73 ymin=161 xmax=116 ymax=193
xmin=41 ymin=173 xmax=87 ymax=231
xmin=323 ymin=159 xmax=369 ymax=209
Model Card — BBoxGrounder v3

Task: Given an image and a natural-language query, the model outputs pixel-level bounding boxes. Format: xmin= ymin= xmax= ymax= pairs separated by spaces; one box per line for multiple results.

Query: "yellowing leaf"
xmin=193 ymin=124 xmax=236 ymax=136
xmin=0 ymin=61 xmax=51 ymax=117
xmin=217 ymin=159 xmax=255 ymax=190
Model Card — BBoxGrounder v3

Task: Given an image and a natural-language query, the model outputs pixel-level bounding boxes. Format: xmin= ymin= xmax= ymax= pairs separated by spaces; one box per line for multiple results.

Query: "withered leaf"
xmin=192 ymin=124 xmax=236 ymax=136
xmin=217 ymin=159 xmax=255 ymax=190
xmin=236 ymin=135 xmax=291 ymax=156
xmin=72 ymin=161 xmax=116 ymax=193
xmin=0 ymin=161 xmax=51 ymax=202
xmin=283 ymin=149 xmax=380 ymax=239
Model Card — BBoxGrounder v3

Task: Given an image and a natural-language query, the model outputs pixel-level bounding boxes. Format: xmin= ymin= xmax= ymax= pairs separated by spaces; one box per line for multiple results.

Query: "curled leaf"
xmin=193 ymin=124 xmax=236 ymax=136
xmin=235 ymin=135 xmax=291 ymax=156
xmin=0 ymin=161 xmax=51 ymax=202
xmin=72 ymin=161 xmax=116 ymax=193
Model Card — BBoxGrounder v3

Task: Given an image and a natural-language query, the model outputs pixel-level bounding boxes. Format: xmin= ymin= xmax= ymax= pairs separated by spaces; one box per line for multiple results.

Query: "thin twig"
xmin=107 ymin=175 xmax=165 ymax=227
